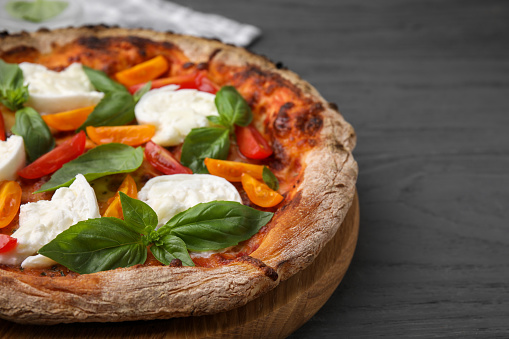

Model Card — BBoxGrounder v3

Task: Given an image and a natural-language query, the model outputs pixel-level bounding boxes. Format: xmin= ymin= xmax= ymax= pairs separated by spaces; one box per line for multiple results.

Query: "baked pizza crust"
xmin=0 ymin=26 xmax=357 ymax=324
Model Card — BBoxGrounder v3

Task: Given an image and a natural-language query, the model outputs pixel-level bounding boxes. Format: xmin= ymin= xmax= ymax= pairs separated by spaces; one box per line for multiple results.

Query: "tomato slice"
xmin=235 ymin=125 xmax=273 ymax=159
xmin=128 ymin=72 xmax=219 ymax=95
xmin=144 ymin=141 xmax=192 ymax=175
xmin=0 ymin=234 xmax=17 ymax=253
xmin=103 ymin=174 xmax=138 ymax=219
xmin=241 ymin=173 xmax=283 ymax=208
xmin=17 ymin=131 xmax=86 ymax=179
xmin=204 ymin=158 xmax=264 ymax=182
xmin=86 ymin=125 xmax=156 ymax=146
xmin=115 ymin=55 xmax=170 ymax=87
xmin=41 ymin=106 xmax=95 ymax=131
xmin=0 ymin=111 xmax=5 ymax=141
xmin=0 ymin=181 xmax=22 ymax=229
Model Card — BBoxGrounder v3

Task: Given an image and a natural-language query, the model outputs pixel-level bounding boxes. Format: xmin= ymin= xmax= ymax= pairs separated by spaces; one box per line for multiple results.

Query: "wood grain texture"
xmin=0 ymin=193 xmax=359 ymax=338
xmin=167 ymin=0 xmax=509 ymax=338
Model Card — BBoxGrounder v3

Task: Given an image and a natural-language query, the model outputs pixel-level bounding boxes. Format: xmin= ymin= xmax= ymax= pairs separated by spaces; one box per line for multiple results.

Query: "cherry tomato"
xmin=235 ymin=125 xmax=273 ymax=159
xmin=17 ymin=131 xmax=86 ymax=179
xmin=204 ymin=158 xmax=264 ymax=182
xmin=241 ymin=173 xmax=283 ymax=208
xmin=0 ymin=181 xmax=22 ymax=228
xmin=128 ymin=72 xmax=218 ymax=95
xmin=86 ymin=125 xmax=156 ymax=146
xmin=41 ymin=106 xmax=95 ymax=131
xmin=0 ymin=112 xmax=5 ymax=141
xmin=144 ymin=141 xmax=192 ymax=175
xmin=103 ymin=174 xmax=138 ymax=219
xmin=115 ymin=55 xmax=169 ymax=87
xmin=0 ymin=234 xmax=17 ymax=253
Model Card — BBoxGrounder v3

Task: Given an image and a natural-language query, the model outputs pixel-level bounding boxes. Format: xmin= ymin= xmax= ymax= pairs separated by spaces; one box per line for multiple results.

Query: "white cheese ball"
xmin=0 ymin=174 xmax=101 ymax=269
xmin=138 ymin=174 xmax=242 ymax=228
xmin=20 ymin=62 xmax=104 ymax=114
xmin=134 ymin=85 xmax=219 ymax=146
xmin=0 ymin=135 xmax=26 ymax=181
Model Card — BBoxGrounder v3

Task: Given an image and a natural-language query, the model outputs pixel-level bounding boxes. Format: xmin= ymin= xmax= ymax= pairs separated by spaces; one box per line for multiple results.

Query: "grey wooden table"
xmin=172 ymin=0 xmax=509 ymax=337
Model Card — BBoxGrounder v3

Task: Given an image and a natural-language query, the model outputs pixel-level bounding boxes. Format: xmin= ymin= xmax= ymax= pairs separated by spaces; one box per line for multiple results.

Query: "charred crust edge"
xmin=236 ymin=256 xmax=278 ymax=281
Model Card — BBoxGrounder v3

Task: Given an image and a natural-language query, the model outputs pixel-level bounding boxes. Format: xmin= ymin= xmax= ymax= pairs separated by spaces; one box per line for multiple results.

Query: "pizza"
xmin=0 ymin=26 xmax=357 ymax=324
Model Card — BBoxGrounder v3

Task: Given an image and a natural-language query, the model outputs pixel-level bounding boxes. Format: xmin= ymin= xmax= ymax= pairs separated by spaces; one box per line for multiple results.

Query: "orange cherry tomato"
xmin=241 ymin=173 xmax=283 ymax=208
xmin=103 ymin=175 xmax=138 ymax=219
xmin=0 ymin=234 xmax=17 ymax=253
xmin=115 ymin=55 xmax=169 ymax=87
xmin=204 ymin=158 xmax=264 ymax=182
xmin=86 ymin=125 xmax=156 ymax=146
xmin=0 ymin=181 xmax=22 ymax=228
xmin=42 ymin=106 xmax=95 ymax=131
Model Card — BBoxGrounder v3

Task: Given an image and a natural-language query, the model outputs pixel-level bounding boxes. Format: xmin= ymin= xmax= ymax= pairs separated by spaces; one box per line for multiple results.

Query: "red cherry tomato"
xmin=0 ymin=234 xmax=17 ymax=253
xmin=0 ymin=112 xmax=5 ymax=141
xmin=17 ymin=131 xmax=87 ymax=179
xmin=128 ymin=72 xmax=218 ymax=95
xmin=144 ymin=141 xmax=192 ymax=175
xmin=235 ymin=125 xmax=273 ymax=159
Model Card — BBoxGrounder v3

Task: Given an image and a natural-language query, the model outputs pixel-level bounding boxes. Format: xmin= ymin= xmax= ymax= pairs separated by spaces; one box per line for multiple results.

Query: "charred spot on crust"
xmin=196 ymin=62 xmax=208 ymax=70
xmin=294 ymin=102 xmax=324 ymax=136
xmin=273 ymin=102 xmax=294 ymax=138
xmin=237 ymin=256 xmax=278 ymax=281
xmin=269 ymin=139 xmax=288 ymax=171
xmin=0 ymin=45 xmax=39 ymax=62
xmin=77 ymin=36 xmax=110 ymax=50
xmin=170 ymin=259 xmax=183 ymax=267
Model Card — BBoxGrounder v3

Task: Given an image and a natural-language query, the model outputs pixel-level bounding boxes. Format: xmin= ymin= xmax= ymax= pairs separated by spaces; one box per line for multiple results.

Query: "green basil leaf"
xmin=150 ymin=234 xmax=194 ymax=267
xmin=38 ymin=217 xmax=146 ymax=274
xmin=77 ymin=91 xmax=135 ymax=131
xmin=12 ymin=107 xmax=54 ymax=162
xmin=214 ymin=86 xmax=252 ymax=128
xmin=5 ymin=0 xmax=68 ymax=23
xmin=82 ymin=66 xmax=127 ymax=94
xmin=36 ymin=143 xmax=143 ymax=193
xmin=262 ymin=166 xmax=279 ymax=191
xmin=0 ymin=60 xmax=29 ymax=111
xmin=180 ymin=127 xmax=230 ymax=174
xmin=0 ymin=86 xmax=29 ymax=111
xmin=119 ymin=192 xmax=158 ymax=234
xmin=206 ymin=115 xmax=228 ymax=127
xmin=133 ymin=81 xmax=151 ymax=103
xmin=159 ymin=201 xmax=273 ymax=251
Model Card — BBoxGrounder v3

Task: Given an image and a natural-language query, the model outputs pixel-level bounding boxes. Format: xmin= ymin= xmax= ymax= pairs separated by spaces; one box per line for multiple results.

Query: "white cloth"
xmin=0 ymin=0 xmax=261 ymax=46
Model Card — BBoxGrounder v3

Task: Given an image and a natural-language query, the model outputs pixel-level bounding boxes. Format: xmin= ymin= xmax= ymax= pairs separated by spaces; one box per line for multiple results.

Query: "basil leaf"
xmin=180 ymin=127 xmax=230 ymax=174
xmin=159 ymin=201 xmax=273 ymax=251
xmin=77 ymin=91 xmax=135 ymax=131
xmin=150 ymin=234 xmax=194 ymax=267
xmin=206 ymin=115 xmax=228 ymax=127
xmin=263 ymin=166 xmax=279 ymax=191
xmin=133 ymin=81 xmax=151 ymax=103
xmin=0 ymin=60 xmax=29 ymax=111
xmin=36 ymin=143 xmax=143 ymax=192
xmin=82 ymin=66 xmax=127 ymax=94
xmin=214 ymin=86 xmax=252 ymax=128
xmin=12 ymin=107 xmax=54 ymax=162
xmin=38 ymin=217 xmax=146 ymax=274
xmin=5 ymin=0 xmax=68 ymax=23
xmin=119 ymin=192 xmax=158 ymax=234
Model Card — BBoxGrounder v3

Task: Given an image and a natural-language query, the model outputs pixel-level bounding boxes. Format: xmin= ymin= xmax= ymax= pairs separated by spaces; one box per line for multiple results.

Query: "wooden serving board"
xmin=0 ymin=192 xmax=359 ymax=339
